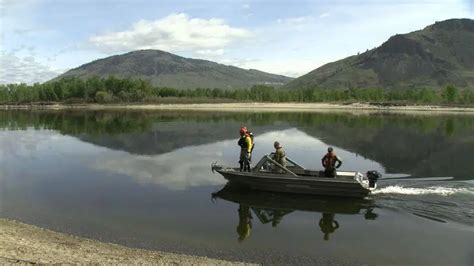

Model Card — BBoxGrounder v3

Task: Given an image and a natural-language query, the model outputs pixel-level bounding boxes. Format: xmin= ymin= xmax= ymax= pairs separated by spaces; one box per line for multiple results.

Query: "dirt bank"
xmin=1 ymin=102 xmax=474 ymax=114
xmin=0 ymin=218 xmax=250 ymax=264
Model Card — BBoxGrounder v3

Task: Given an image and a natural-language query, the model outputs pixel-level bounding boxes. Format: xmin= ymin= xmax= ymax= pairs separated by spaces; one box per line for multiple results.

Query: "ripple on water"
xmin=373 ymin=183 xmax=474 ymax=226
xmin=373 ymin=185 xmax=474 ymax=196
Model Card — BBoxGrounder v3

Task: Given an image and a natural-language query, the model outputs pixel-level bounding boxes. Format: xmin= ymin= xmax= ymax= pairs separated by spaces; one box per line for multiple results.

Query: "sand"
xmin=1 ymin=102 xmax=474 ymax=114
xmin=0 ymin=218 xmax=250 ymax=264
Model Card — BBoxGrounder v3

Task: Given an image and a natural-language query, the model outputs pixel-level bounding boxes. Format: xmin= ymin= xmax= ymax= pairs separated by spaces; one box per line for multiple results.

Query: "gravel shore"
xmin=0 ymin=218 xmax=250 ymax=264
xmin=1 ymin=102 xmax=474 ymax=114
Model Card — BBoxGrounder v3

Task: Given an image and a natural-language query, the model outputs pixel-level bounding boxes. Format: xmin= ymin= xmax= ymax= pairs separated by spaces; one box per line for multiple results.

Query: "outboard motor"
xmin=366 ymin=170 xmax=381 ymax=188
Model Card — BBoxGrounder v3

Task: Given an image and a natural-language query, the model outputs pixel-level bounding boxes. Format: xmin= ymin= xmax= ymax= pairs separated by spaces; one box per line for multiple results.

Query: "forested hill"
xmin=55 ymin=50 xmax=292 ymax=89
xmin=284 ymin=18 xmax=474 ymax=90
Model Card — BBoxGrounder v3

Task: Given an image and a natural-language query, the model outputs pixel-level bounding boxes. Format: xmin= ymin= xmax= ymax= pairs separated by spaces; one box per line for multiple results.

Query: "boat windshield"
xmin=255 ymin=154 xmax=297 ymax=175
xmin=258 ymin=160 xmax=284 ymax=174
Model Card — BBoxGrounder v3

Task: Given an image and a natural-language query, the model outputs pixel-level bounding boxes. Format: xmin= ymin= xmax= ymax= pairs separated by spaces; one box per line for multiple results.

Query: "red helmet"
xmin=239 ymin=126 xmax=247 ymax=135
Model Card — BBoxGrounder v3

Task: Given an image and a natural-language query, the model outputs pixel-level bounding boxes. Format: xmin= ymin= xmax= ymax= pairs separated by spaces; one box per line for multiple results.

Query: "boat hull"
xmin=216 ymin=169 xmax=372 ymax=198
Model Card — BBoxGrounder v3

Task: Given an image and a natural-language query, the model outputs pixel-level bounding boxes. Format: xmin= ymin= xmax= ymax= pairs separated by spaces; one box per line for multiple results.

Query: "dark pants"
xmin=324 ymin=168 xmax=336 ymax=178
xmin=239 ymin=150 xmax=251 ymax=172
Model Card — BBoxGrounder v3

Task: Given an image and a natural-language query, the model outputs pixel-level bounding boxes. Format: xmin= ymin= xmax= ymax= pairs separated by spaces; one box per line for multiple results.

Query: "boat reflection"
xmin=212 ymin=184 xmax=378 ymax=242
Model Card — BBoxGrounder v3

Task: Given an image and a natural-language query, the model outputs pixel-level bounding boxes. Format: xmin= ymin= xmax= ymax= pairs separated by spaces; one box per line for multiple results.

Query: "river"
xmin=0 ymin=110 xmax=473 ymax=265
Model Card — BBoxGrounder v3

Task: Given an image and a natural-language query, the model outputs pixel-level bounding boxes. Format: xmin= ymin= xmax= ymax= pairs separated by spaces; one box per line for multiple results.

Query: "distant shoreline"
xmin=0 ymin=218 xmax=247 ymax=264
xmin=1 ymin=102 xmax=474 ymax=114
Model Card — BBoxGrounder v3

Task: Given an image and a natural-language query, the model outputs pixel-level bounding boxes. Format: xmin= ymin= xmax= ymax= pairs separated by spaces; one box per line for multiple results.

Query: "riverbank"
xmin=0 ymin=218 xmax=248 ymax=264
xmin=1 ymin=102 xmax=474 ymax=114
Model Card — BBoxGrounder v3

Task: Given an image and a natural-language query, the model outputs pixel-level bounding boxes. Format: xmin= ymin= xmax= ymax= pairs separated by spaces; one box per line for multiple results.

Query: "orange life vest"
xmin=322 ymin=153 xmax=338 ymax=169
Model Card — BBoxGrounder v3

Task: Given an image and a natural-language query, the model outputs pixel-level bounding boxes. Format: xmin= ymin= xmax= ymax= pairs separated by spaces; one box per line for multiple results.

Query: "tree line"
xmin=1 ymin=76 xmax=473 ymax=104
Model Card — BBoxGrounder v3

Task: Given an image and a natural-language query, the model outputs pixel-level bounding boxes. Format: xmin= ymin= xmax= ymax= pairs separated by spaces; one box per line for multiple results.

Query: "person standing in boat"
xmin=238 ymin=126 xmax=253 ymax=172
xmin=321 ymin=147 xmax=342 ymax=177
xmin=272 ymin=141 xmax=286 ymax=170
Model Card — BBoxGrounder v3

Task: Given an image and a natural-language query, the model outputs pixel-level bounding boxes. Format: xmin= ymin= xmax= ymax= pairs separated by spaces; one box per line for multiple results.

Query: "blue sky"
xmin=1 ymin=0 xmax=473 ymax=84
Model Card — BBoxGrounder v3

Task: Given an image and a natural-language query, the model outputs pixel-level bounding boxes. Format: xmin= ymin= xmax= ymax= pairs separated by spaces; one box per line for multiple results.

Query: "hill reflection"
xmin=1 ymin=110 xmax=473 ymax=179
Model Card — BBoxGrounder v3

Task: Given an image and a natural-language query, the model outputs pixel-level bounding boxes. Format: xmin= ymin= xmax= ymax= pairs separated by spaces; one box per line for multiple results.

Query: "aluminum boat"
xmin=211 ymin=154 xmax=381 ymax=198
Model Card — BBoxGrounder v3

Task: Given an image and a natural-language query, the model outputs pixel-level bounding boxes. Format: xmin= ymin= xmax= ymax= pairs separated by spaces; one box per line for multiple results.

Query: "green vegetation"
xmin=1 ymin=76 xmax=474 ymax=105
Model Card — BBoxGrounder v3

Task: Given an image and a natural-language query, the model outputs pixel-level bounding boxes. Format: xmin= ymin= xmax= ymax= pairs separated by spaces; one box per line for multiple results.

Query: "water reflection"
xmin=1 ymin=110 xmax=474 ymax=179
xmin=212 ymin=184 xmax=378 ymax=242
xmin=252 ymin=208 xmax=292 ymax=228
xmin=91 ymin=128 xmax=385 ymax=190
xmin=237 ymin=205 xmax=252 ymax=242
xmin=316 ymin=207 xmax=379 ymax=241
xmin=319 ymin=213 xmax=339 ymax=241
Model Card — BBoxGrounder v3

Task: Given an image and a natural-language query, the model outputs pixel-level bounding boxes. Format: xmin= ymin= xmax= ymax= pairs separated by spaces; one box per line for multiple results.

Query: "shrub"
xmin=95 ymin=91 xmax=115 ymax=103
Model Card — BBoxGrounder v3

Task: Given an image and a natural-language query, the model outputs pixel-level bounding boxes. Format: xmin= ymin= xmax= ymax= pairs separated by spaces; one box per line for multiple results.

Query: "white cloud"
xmin=276 ymin=16 xmax=318 ymax=32
xmin=277 ymin=16 xmax=316 ymax=26
xmin=89 ymin=13 xmax=253 ymax=54
xmin=194 ymin=55 xmax=322 ymax=77
xmin=0 ymin=51 xmax=62 ymax=84
xmin=319 ymin=12 xmax=330 ymax=18
xmin=242 ymin=4 xmax=250 ymax=9
xmin=0 ymin=0 xmax=19 ymax=9
xmin=219 ymin=57 xmax=257 ymax=66
xmin=195 ymin=49 xmax=225 ymax=57
xmin=0 ymin=0 xmax=37 ymax=13
xmin=236 ymin=58 xmax=323 ymax=78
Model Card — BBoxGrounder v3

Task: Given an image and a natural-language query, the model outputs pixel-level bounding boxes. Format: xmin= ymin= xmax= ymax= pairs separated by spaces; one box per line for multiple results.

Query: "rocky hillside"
xmin=285 ymin=18 xmax=474 ymax=90
xmin=56 ymin=50 xmax=292 ymax=89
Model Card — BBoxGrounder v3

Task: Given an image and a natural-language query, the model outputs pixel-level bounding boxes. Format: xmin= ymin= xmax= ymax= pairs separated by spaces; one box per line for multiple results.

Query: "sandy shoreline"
xmin=1 ymin=102 xmax=474 ymax=114
xmin=0 ymin=218 xmax=249 ymax=264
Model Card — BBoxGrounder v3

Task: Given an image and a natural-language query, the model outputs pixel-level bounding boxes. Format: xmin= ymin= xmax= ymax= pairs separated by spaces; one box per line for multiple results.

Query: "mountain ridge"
xmin=284 ymin=18 xmax=474 ymax=90
xmin=56 ymin=49 xmax=292 ymax=89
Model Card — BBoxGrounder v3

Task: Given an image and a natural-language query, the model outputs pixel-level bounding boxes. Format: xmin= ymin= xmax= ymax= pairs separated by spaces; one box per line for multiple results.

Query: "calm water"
xmin=0 ymin=110 xmax=473 ymax=265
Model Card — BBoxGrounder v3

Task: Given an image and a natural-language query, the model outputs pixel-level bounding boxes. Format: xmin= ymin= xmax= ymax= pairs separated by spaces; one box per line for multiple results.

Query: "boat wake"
xmin=373 ymin=185 xmax=474 ymax=196
xmin=373 ymin=183 xmax=474 ymax=226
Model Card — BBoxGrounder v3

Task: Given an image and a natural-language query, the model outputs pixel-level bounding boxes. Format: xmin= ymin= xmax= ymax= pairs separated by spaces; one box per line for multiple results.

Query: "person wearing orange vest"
xmin=238 ymin=126 xmax=253 ymax=172
xmin=321 ymin=147 xmax=342 ymax=178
